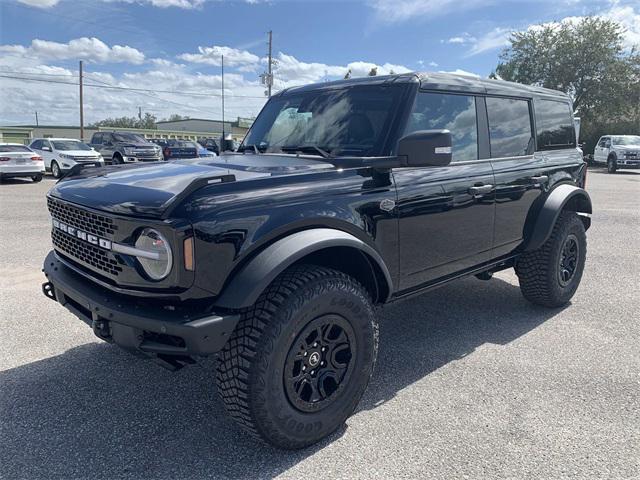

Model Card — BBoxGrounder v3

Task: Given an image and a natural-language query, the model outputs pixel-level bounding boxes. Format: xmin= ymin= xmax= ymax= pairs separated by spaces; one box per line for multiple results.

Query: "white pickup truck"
xmin=593 ymin=135 xmax=640 ymax=173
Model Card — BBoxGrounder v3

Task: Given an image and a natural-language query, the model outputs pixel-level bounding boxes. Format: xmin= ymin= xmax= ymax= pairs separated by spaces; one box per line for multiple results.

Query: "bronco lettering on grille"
xmin=52 ymin=219 xmax=112 ymax=250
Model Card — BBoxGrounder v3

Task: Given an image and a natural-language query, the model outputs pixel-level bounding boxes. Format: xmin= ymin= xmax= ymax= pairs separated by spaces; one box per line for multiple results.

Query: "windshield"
xmin=613 ymin=136 xmax=640 ymax=146
xmin=52 ymin=140 xmax=92 ymax=151
xmin=242 ymin=85 xmax=404 ymax=156
xmin=113 ymin=133 xmax=146 ymax=143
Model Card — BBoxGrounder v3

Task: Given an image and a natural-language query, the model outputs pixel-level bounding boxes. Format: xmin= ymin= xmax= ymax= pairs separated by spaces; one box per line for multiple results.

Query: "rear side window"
xmin=535 ymin=99 xmax=575 ymax=150
xmin=31 ymin=140 xmax=42 ymax=149
xmin=405 ymin=92 xmax=478 ymax=162
xmin=486 ymin=97 xmax=534 ymax=158
xmin=92 ymin=133 xmax=103 ymax=144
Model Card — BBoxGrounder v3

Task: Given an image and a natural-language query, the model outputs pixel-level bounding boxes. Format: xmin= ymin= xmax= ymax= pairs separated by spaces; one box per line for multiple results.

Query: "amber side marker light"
xmin=184 ymin=237 xmax=195 ymax=271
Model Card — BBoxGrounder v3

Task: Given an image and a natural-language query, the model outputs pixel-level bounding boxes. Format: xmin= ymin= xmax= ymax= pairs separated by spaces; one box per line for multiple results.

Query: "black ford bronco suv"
xmin=42 ymin=73 xmax=591 ymax=449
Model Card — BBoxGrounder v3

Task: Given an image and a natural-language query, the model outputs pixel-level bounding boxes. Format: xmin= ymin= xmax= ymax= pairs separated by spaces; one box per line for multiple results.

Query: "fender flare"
xmin=213 ymin=228 xmax=393 ymax=309
xmin=524 ymin=184 xmax=592 ymax=252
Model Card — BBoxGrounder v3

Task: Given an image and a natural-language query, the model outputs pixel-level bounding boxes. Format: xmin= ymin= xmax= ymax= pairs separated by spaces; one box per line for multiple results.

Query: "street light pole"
xmin=79 ymin=60 xmax=84 ymax=141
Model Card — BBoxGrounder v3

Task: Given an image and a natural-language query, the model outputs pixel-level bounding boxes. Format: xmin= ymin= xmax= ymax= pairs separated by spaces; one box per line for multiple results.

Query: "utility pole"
xmin=267 ymin=30 xmax=273 ymax=97
xmin=221 ymin=54 xmax=225 ymax=150
xmin=79 ymin=60 xmax=84 ymax=141
xmin=35 ymin=111 xmax=39 ymax=126
xmin=138 ymin=106 xmax=142 ymax=121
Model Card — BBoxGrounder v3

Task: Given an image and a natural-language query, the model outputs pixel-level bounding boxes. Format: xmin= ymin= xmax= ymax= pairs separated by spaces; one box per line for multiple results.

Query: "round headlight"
xmin=135 ymin=228 xmax=172 ymax=280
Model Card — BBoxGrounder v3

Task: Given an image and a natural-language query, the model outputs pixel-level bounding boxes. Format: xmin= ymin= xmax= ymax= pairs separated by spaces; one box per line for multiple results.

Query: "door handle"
xmin=531 ymin=175 xmax=548 ymax=183
xmin=468 ymin=184 xmax=494 ymax=196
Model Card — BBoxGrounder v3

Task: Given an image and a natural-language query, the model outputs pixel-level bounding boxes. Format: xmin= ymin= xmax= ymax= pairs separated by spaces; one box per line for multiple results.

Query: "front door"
xmin=395 ymin=91 xmax=495 ymax=291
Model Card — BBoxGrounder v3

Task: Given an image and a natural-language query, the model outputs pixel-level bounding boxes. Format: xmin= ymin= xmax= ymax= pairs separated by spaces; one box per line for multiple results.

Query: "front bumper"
xmin=42 ymin=251 xmax=239 ymax=368
xmin=123 ymin=155 xmax=163 ymax=162
xmin=617 ymin=159 xmax=640 ymax=168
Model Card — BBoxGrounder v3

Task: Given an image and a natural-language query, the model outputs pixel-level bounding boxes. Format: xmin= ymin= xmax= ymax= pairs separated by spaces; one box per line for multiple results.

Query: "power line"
xmin=0 ymin=74 xmax=268 ymax=99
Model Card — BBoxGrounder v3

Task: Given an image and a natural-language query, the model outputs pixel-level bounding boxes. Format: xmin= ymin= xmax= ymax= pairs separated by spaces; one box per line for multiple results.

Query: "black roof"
xmin=279 ymin=72 xmax=570 ymax=101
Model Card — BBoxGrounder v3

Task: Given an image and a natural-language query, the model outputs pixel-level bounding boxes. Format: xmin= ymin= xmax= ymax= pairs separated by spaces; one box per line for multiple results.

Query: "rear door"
xmin=395 ymin=91 xmax=496 ymax=290
xmin=484 ymin=96 xmax=545 ymax=257
xmin=594 ymin=137 xmax=608 ymax=163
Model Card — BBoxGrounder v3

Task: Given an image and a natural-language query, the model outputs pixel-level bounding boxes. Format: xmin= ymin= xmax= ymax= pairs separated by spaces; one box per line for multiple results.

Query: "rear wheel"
xmin=51 ymin=160 xmax=61 ymax=179
xmin=607 ymin=156 xmax=617 ymax=173
xmin=516 ymin=211 xmax=586 ymax=307
xmin=31 ymin=174 xmax=43 ymax=183
xmin=216 ymin=264 xmax=378 ymax=449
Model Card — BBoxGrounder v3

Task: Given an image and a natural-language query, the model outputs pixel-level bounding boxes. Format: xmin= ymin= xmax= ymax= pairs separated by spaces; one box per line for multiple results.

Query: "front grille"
xmin=47 ymin=197 xmax=117 ymax=238
xmin=52 ymin=229 xmax=123 ymax=276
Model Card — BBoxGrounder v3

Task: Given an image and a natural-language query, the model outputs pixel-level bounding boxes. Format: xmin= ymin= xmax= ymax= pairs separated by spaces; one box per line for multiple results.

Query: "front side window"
xmin=535 ymin=99 xmax=575 ymax=150
xmin=242 ymin=85 xmax=404 ymax=156
xmin=405 ymin=92 xmax=478 ymax=162
xmin=486 ymin=97 xmax=534 ymax=158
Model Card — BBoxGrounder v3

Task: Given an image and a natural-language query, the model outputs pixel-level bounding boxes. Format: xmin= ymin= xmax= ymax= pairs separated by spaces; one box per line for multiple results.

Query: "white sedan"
xmin=0 ymin=143 xmax=45 ymax=182
xmin=29 ymin=138 xmax=104 ymax=178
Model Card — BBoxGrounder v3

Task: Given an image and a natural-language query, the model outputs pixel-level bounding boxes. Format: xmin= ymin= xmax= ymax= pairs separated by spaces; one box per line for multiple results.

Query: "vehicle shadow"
xmin=587 ymin=166 xmax=640 ymax=176
xmin=1 ymin=276 xmax=563 ymax=479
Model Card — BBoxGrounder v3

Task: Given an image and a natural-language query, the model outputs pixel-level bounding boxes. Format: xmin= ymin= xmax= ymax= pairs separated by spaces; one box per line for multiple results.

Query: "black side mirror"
xmin=397 ymin=130 xmax=452 ymax=167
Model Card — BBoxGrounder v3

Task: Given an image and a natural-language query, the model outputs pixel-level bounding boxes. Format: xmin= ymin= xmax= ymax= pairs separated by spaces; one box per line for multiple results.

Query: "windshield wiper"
xmin=280 ymin=145 xmax=332 ymax=158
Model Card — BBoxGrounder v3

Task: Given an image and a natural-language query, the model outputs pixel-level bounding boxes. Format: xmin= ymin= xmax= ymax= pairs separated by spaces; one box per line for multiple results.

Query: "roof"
xmin=156 ymin=118 xmax=232 ymax=125
xmin=278 ymin=71 xmax=570 ymax=100
xmin=31 ymin=137 xmax=85 ymax=141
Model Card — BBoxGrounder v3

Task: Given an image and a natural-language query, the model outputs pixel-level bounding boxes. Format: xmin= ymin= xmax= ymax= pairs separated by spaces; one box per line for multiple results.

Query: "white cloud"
xmin=17 ymin=0 xmax=60 ymax=7
xmin=439 ymin=69 xmax=481 ymax=78
xmin=178 ymin=45 xmax=260 ymax=67
xmin=429 ymin=61 xmax=439 ymax=67
xmin=368 ymin=0 xmax=491 ymax=22
xmin=0 ymin=37 xmax=145 ymax=64
xmin=466 ymin=27 xmax=511 ymax=56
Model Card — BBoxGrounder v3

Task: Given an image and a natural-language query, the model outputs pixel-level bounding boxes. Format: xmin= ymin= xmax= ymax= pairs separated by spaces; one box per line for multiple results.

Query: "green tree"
xmin=90 ymin=112 xmax=158 ymax=130
xmin=495 ymin=17 xmax=640 ymax=154
xmin=344 ymin=69 xmax=352 ymax=79
xmin=368 ymin=67 xmax=378 ymax=76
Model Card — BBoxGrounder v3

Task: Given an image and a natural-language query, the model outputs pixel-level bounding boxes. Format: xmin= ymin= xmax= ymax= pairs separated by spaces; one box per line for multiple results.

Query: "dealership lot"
xmin=0 ymin=168 xmax=638 ymax=479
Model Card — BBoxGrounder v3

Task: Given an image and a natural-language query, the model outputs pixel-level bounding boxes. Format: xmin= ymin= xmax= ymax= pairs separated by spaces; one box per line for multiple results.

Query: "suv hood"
xmin=49 ymin=154 xmax=335 ymax=217
xmin=59 ymin=150 xmax=101 ymax=157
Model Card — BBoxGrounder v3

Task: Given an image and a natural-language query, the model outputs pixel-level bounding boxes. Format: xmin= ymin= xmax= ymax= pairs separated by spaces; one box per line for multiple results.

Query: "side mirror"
xmin=397 ymin=130 xmax=452 ymax=167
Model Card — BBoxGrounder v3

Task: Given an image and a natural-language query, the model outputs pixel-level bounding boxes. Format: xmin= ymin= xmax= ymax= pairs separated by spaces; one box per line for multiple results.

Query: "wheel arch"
xmin=523 ymin=184 xmax=592 ymax=252
xmin=213 ymin=228 xmax=393 ymax=309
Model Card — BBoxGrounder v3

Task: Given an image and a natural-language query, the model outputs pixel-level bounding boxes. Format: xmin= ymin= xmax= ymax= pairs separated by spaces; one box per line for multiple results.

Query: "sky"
xmin=0 ymin=0 xmax=638 ymax=126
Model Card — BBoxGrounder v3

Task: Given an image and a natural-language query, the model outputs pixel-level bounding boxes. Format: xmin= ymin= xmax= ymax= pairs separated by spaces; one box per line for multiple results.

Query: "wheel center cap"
xmin=308 ymin=351 xmax=320 ymax=367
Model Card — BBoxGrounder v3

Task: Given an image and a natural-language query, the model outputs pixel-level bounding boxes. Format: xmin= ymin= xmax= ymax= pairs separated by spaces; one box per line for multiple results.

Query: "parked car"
xmin=0 ymin=143 xmax=44 ymax=182
xmin=42 ymin=72 xmax=591 ymax=449
xmin=161 ymin=139 xmax=198 ymax=160
xmin=195 ymin=142 xmax=216 ymax=157
xmin=198 ymin=138 xmax=220 ymax=155
xmin=89 ymin=132 xmax=162 ymax=164
xmin=30 ymin=138 xmax=104 ymax=178
xmin=593 ymin=135 xmax=640 ymax=173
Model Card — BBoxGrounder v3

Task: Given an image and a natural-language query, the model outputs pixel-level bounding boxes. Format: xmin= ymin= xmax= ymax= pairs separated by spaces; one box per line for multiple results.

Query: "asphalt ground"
xmin=1 ymin=167 xmax=638 ymax=479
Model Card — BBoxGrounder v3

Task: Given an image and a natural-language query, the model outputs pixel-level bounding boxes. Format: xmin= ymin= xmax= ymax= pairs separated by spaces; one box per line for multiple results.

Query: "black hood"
xmin=48 ymin=154 xmax=335 ymax=218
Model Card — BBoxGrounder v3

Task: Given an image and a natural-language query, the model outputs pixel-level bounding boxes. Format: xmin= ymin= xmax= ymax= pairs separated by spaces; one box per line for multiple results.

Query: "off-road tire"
xmin=216 ymin=264 xmax=378 ymax=449
xmin=516 ymin=211 xmax=586 ymax=307
xmin=113 ymin=154 xmax=124 ymax=165
xmin=31 ymin=174 xmax=43 ymax=183
xmin=607 ymin=156 xmax=617 ymax=173
xmin=51 ymin=160 xmax=61 ymax=179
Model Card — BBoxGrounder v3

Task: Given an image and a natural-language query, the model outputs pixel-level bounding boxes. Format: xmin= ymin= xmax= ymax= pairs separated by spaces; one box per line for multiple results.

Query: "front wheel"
xmin=607 ymin=157 xmax=617 ymax=173
xmin=216 ymin=264 xmax=378 ymax=449
xmin=516 ymin=211 xmax=586 ymax=307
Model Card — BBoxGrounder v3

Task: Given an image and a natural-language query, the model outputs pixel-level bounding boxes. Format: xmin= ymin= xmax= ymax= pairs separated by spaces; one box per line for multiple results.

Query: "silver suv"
xmin=593 ymin=135 xmax=640 ymax=173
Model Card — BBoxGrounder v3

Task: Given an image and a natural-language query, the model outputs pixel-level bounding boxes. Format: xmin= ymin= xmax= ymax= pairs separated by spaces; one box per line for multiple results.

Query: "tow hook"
xmin=42 ymin=282 xmax=56 ymax=301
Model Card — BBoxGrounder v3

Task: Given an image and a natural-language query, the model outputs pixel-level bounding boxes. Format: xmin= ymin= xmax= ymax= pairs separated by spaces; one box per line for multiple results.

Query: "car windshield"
xmin=242 ymin=84 xmax=404 ymax=156
xmin=613 ymin=136 xmax=640 ymax=146
xmin=52 ymin=140 xmax=92 ymax=151
xmin=113 ymin=133 xmax=146 ymax=143
xmin=0 ymin=145 xmax=30 ymax=152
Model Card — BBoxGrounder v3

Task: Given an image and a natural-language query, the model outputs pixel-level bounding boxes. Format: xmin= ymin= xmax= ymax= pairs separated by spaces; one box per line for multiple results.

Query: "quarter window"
xmin=486 ymin=97 xmax=534 ymax=158
xmin=405 ymin=92 xmax=478 ymax=162
xmin=535 ymin=99 xmax=575 ymax=150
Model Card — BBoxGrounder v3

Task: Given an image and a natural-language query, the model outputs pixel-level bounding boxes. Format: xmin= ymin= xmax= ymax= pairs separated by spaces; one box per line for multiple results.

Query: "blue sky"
xmin=0 ymin=0 xmax=638 ymax=125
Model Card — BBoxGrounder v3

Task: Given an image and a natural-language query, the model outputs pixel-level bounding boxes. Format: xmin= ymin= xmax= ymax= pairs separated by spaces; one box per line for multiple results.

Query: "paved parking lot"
xmin=1 ymin=168 xmax=638 ymax=479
